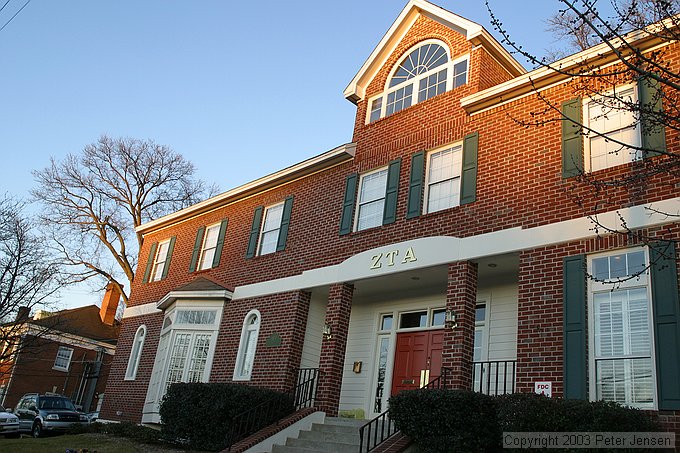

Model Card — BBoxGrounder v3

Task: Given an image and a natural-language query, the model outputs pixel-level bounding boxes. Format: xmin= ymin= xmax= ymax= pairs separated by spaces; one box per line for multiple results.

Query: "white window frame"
xmin=583 ymin=83 xmax=641 ymax=173
xmin=233 ymin=309 xmax=262 ymax=381
xmin=150 ymin=239 xmax=171 ymax=282
xmin=53 ymin=346 xmax=74 ymax=372
xmin=257 ymin=203 xmax=284 ymax=256
xmin=423 ymin=141 xmax=464 ymax=214
xmin=354 ymin=166 xmax=389 ymax=232
xmin=197 ymin=223 xmax=221 ymax=271
xmin=587 ymin=247 xmax=657 ymax=409
xmin=125 ymin=324 xmax=147 ymax=380
xmin=365 ymin=39 xmax=469 ymax=123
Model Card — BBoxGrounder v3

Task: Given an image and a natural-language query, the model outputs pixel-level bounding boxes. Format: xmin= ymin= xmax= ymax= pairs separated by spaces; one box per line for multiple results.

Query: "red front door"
xmin=391 ymin=329 xmax=444 ymax=395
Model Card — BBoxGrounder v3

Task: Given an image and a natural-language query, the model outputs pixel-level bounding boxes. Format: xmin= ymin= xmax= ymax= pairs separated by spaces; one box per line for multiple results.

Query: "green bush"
xmin=67 ymin=421 xmax=164 ymax=445
xmin=159 ymin=382 xmax=294 ymax=451
xmin=389 ymin=390 xmax=661 ymax=453
xmin=389 ymin=389 xmax=498 ymax=452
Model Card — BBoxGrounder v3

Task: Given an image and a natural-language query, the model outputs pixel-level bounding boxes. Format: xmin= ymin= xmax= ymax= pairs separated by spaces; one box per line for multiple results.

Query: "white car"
xmin=0 ymin=405 xmax=20 ymax=438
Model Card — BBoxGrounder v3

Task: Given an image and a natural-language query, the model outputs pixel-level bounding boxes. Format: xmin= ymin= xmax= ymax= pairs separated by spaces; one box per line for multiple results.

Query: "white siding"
xmin=484 ymin=283 xmax=518 ymax=361
xmin=299 ymin=292 xmax=327 ymax=369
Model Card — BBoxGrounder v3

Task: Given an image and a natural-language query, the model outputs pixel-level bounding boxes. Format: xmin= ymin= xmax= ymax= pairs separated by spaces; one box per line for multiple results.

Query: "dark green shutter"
xmin=246 ymin=207 xmax=263 ymax=258
xmin=189 ymin=227 xmax=205 ymax=272
xmin=650 ymin=241 xmax=680 ymax=410
xmin=460 ymin=132 xmax=479 ymax=205
xmin=382 ymin=159 xmax=401 ymax=225
xmin=638 ymin=76 xmax=666 ymax=157
xmin=276 ymin=196 xmax=294 ymax=252
xmin=339 ymin=173 xmax=358 ymax=235
xmin=563 ymin=254 xmax=587 ymax=400
xmin=160 ymin=236 xmax=175 ymax=280
xmin=406 ymin=151 xmax=424 ymax=219
xmin=212 ymin=219 xmax=228 ymax=267
xmin=142 ymin=242 xmax=158 ymax=283
xmin=561 ymin=98 xmax=583 ymax=178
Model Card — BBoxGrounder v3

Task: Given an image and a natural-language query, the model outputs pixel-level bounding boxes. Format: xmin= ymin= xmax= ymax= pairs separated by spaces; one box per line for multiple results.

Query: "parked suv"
xmin=14 ymin=393 xmax=88 ymax=437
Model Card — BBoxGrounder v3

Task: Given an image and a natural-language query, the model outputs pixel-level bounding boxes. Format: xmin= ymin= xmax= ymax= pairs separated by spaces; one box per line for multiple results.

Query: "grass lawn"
xmin=0 ymin=433 xmax=199 ymax=453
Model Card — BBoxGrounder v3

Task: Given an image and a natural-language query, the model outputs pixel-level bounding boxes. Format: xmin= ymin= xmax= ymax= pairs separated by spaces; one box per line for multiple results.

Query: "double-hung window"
xmin=259 ymin=203 xmax=284 ymax=255
xmin=198 ymin=223 xmax=221 ymax=271
xmin=588 ymin=248 xmax=656 ymax=408
xmin=424 ymin=143 xmax=463 ymax=214
xmin=356 ymin=168 xmax=388 ymax=231
xmin=585 ymin=85 xmax=641 ymax=172
xmin=53 ymin=346 xmax=73 ymax=371
xmin=151 ymin=240 xmax=171 ymax=282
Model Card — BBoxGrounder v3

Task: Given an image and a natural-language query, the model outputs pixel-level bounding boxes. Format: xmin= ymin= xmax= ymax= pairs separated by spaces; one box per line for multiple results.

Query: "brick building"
xmin=0 ymin=285 xmax=121 ymax=413
xmin=101 ymin=0 xmax=680 ymax=437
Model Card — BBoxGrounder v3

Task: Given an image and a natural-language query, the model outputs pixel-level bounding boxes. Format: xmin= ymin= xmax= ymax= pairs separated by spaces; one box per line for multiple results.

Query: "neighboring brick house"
xmin=0 ymin=285 xmax=121 ymax=413
xmin=101 ymin=0 xmax=680 ymax=437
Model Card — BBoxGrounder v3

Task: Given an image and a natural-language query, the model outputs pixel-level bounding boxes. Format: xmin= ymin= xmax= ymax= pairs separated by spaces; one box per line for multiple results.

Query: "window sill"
xmin=232 ymin=375 xmax=251 ymax=382
xmin=52 ymin=366 xmax=69 ymax=372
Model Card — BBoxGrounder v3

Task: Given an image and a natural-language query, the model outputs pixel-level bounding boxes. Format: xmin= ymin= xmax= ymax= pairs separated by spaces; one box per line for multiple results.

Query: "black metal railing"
xmin=226 ymin=367 xmax=320 ymax=451
xmin=359 ymin=367 xmax=453 ymax=453
xmin=472 ymin=360 xmax=516 ymax=396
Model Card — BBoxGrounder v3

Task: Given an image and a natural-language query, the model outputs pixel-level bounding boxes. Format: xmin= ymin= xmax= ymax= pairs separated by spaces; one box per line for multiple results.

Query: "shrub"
xmin=67 ymin=421 xmax=164 ymax=445
xmin=389 ymin=389 xmax=498 ymax=452
xmin=159 ymin=382 xmax=294 ymax=451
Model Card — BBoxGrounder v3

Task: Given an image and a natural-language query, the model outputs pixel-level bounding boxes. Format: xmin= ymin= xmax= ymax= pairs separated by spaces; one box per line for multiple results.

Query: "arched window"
xmin=233 ymin=310 xmax=261 ymax=381
xmin=367 ymin=41 xmax=468 ymax=123
xmin=125 ymin=325 xmax=146 ymax=380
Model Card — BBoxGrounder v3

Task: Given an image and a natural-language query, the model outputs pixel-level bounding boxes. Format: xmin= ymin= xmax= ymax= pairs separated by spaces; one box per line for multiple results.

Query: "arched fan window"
xmin=368 ymin=41 xmax=468 ymax=123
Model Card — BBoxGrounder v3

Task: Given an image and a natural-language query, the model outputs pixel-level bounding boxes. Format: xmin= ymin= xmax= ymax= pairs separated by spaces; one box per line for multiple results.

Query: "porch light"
xmin=322 ymin=323 xmax=332 ymax=340
xmin=444 ymin=310 xmax=458 ymax=330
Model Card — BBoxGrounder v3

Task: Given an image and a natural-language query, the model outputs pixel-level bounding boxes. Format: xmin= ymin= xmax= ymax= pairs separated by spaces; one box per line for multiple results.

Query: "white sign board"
xmin=534 ymin=381 xmax=552 ymax=397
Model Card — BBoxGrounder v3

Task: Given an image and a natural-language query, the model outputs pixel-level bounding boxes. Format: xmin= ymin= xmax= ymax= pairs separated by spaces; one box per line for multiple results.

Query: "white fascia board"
xmin=344 ymin=0 xmax=516 ymax=103
xmin=137 ymin=143 xmax=356 ymax=235
xmin=24 ymin=326 xmax=116 ymax=354
xmin=156 ymin=289 xmax=233 ymax=310
xmin=122 ymin=303 xmax=162 ymax=319
xmin=232 ymin=197 xmax=680 ymax=300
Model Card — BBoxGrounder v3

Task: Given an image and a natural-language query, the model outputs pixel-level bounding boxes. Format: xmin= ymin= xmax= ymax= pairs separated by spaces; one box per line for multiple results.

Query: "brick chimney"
xmin=100 ymin=283 xmax=121 ymax=326
xmin=15 ymin=306 xmax=30 ymax=322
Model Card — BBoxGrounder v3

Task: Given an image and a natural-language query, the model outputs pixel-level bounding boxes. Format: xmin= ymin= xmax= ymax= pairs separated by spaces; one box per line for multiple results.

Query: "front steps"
xmin=272 ymin=417 xmax=363 ymax=452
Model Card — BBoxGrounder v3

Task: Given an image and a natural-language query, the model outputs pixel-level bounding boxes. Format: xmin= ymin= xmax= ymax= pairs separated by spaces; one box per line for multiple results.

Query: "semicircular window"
xmin=389 ymin=43 xmax=448 ymax=88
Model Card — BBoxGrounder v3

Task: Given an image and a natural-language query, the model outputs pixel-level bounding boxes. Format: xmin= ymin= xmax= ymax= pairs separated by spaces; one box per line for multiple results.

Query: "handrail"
xmin=472 ymin=360 xmax=516 ymax=395
xmin=226 ymin=368 xmax=320 ymax=451
xmin=359 ymin=366 xmax=453 ymax=453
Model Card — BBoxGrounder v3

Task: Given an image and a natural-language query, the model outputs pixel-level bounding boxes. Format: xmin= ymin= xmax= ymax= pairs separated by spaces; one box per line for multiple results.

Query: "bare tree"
xmin=0 ymin=195 xmax=61 ymax=368
xmin=485 ymin=0 xmax=680 ymax=272
xmin=32 ymin=136 xmax=215 ymax=306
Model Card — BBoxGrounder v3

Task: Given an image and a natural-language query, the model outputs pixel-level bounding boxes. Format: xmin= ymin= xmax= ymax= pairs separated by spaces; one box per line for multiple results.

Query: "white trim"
xmin=123 ymin=303 xmax=162 ymax=319
xmin=23 ymin=326 xmax=117 ymax=354
xmin=124 ymin=324 xmax=147 ymax=381
xmin=137 ymin=143 xmax=356 ymax=234
xmin=231 ymin=196 xmax=680 ymax=300
xmin=156 ymin=289 xmax=233 ymax=310
xmin=233 ymin=309 xmax=262 ymax=381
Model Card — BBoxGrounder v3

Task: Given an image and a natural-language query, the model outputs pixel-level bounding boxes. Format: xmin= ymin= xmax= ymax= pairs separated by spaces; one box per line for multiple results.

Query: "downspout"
xmin=82 ymin=348 xmax=104 ymax=413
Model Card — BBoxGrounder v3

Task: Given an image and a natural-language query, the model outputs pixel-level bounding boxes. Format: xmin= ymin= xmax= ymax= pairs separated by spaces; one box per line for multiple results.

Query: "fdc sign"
xmin=534 ymin=381 xmax=552 ymax=397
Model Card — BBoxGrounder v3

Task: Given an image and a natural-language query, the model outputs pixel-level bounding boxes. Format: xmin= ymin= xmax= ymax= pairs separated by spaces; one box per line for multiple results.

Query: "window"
xmin=125 ymin=325 xmax=146 ymax=380
xmin=258 ymin=203 xmax=284 ymax=255
xmin=585 ymin=85 xmax=641 ymax=172
xmin=53 ymin=346 xmax=73 ymax=371
xmin=588 ymin=248 xmax=656 ymax=408
xmin=151 ymin=240 xmax=171 ymax=282
xmin=366 ymin=40 xmax=468 ymax=123
xmin=198 ymin=223 xmax=221 ymax=271
xmin=356 ymin=168 xmax=388 ymax=231
xmin=424 ymin=143 xmax=463 ymax=214
xmin=234 ymin=310 xmax=261 ymax=381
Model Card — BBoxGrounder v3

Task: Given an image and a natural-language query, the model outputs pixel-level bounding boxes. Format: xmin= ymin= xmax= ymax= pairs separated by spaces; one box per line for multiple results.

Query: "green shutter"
xmin=382 ymin=159 xmax=401 ymax=225
xmin=212 ymin=219 xmax=229 ymax=267
xmin=460 ymin=132 xmax=479 ymax=205
xmin=339 ymin=173 xmax=358 ymax=235
xmin=638 ymin=76 xmax=666 ymax=157
xmin=142 ymin=242 xmax=158 ymax=283
xmin=160 ymin=236 xmax=175 ymax=280
xmin=563 ymin=254 xmax=587 ymax=400
xmin=561 ymin=98 xmax=583 ymax=178
xmin=406 ymin=151 xmax=424 ymax=219
xmin=246 ymin=206 xmax=263 ymax=258
xmin=276 ymin=196 xmax=294 ymax=252
xmin=189 ymin=226 xmax=205 ymax=272
xmin=650 ymin=241 xmax=680 ymax=410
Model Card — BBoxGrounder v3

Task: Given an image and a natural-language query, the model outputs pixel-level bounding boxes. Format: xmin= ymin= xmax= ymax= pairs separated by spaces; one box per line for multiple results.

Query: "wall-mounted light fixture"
xmin=444 ymin=309 xmax=458 ymax=331
xmin=322 ymin=323 xmax=333 ymax=340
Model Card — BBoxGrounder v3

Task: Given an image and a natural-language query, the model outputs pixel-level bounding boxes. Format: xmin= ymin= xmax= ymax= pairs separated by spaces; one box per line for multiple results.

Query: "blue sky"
xmin=1 ymin=0 xmax=567 ymax=309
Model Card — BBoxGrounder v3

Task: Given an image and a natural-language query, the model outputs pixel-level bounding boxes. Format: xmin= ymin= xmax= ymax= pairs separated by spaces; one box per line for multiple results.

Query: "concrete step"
xmin=284 ymin=437 xmax=359 ymax=453
xmin=271 ymin=445 xmax=325 ymax=453
xmin=323 ymin=417 xmax=365 ymax=427
xmin=298 ymin=428 xmax=360 ymax=445
xmin=310 ymin=422 xmax=359 ymax=435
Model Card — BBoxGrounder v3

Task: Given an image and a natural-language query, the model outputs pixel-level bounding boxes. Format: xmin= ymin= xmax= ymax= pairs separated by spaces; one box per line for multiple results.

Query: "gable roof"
xmin=344 ymin=0 xmax=526 ymax=104
xmin=30 ymin=305 xmax=120 ymax=344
